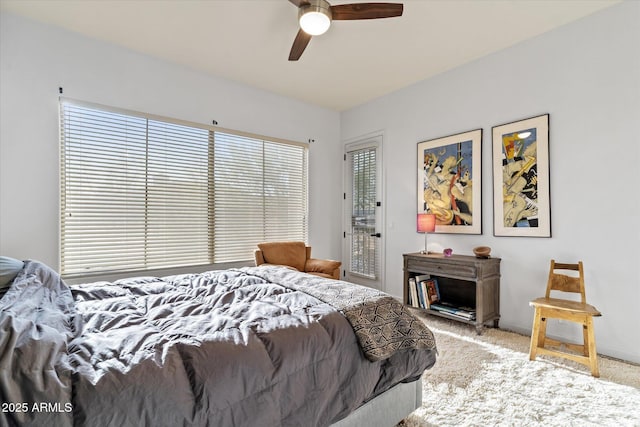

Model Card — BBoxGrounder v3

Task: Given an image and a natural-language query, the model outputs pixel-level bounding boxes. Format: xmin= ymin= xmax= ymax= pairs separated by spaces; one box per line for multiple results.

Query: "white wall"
xmin=0 ymin=12 xmax=343 ymax=270
xmin=341 ymin=1 xmax=640 ymax=363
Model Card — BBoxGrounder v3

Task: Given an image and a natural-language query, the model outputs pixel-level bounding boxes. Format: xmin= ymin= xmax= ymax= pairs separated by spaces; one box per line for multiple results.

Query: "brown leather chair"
xmin=254 ymin=241 xmax=341 ymax=280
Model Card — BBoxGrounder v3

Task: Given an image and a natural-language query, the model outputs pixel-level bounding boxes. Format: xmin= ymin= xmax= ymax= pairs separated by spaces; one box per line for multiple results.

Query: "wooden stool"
xmin=529 ymin=260 xmax=602 ymax=377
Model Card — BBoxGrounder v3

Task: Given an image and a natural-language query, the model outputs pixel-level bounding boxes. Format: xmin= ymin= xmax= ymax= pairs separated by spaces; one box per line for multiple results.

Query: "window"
xmin=60 ymin=99 xmax=308 ymax=276
xmin=348 ymin=146 xmax=379 ymax=278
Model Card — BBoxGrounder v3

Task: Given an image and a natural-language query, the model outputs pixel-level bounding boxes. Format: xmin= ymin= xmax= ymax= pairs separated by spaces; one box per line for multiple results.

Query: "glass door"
xmin=343 ymin=136 xmax=383 ymax=290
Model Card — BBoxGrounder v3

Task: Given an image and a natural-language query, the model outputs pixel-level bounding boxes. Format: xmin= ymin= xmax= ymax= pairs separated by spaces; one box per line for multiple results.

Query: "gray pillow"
xmin=0 ymin=256 xmax=24 ymax=289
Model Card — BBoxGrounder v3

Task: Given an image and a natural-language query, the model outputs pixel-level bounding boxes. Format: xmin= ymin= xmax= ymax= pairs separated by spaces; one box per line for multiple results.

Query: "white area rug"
xmin=399 ymin=313 xmax=640 ymax=427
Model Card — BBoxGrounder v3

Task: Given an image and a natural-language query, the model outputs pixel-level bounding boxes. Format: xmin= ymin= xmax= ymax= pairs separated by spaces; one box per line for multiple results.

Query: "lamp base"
xmin=422 ymin=232 xmax=429 ymax=254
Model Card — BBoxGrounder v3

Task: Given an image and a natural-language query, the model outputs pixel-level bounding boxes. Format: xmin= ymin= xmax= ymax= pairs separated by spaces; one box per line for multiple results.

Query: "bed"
xmin=0 ymin=260 xmax=436 ymax=427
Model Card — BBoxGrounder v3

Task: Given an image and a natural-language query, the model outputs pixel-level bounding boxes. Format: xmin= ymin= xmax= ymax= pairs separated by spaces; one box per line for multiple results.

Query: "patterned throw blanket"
xmin=240 ymin=266 xmax=437 ymax=362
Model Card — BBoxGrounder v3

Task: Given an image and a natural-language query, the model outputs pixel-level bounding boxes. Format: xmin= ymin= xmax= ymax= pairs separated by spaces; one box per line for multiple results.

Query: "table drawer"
xmin=406 ymin=257 xmax=477 ymax=279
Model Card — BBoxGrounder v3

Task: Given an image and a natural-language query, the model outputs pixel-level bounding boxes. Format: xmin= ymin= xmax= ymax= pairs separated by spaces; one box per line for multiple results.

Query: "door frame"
xmin=342 ymin=131 xmax=385 ymax=292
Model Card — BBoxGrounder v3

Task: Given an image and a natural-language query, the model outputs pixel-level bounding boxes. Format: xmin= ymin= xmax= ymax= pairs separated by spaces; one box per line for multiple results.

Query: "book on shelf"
xmin=414 ymin=275 xmax=430 ymax=309
xmin=408 ymin=277 xmax=419 ymax=308
xmin=440 ymin=311 xmax=474 ymax=322
xmin=416 ymin=280 xmax=427 ymax=309
xmin=419 ymin=280 xmax=429 ymax=309
xmin=429 ymin=302 xmax=476 ymax=320
xmin=423 ymin=278 xmax=440 ymax=306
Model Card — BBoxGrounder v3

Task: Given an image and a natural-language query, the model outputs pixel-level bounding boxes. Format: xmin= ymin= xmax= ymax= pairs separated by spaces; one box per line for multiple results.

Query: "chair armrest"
xmin=254 ymin=250 xmax=265 ymax=266
xmin=305 ymin=258 xmax=342 ymax=280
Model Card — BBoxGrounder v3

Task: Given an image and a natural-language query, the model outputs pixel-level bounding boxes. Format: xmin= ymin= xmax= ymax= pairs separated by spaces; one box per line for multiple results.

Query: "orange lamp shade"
xmin=417 ymin=213 xmax=436 ymax=233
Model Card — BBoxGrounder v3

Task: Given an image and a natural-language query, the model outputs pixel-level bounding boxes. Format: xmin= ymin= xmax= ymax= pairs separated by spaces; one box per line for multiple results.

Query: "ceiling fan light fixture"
xmin=299 ymin=0 xmax=332 ymax=36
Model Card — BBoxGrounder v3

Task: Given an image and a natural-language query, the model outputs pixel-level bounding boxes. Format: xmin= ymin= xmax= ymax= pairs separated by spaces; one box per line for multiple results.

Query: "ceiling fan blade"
xmin=289 ymin=0 xmax=310 ymax=7
xmin=330 ymin=3 xmax=403 ymax=20
xmin=289 ymin=29 xmax=313 ymax=61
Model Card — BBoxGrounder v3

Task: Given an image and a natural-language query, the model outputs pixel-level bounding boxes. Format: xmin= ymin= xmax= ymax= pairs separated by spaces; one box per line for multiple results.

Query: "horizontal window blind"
xmin=212 ymin=133 xmax=308 ymax=262
xmin=349 ymin=147 xmax=378 ymax=279
xmin=60 ymin=100 xmax=307 ymax=276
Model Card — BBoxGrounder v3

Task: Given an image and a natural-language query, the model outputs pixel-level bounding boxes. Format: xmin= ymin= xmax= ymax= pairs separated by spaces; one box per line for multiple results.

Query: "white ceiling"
xmin=1 ymin=0 xmax=621 ymax=111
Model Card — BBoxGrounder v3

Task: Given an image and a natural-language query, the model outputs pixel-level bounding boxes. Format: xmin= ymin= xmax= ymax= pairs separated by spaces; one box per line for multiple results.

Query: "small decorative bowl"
xmin=443 ymin=248 xmax=453 ymax=257
xmin=473 ymin=246 xmax=491 ymax=258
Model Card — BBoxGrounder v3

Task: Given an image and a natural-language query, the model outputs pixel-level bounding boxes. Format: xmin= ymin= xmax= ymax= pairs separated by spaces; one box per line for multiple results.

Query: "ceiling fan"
xmin=288 ymin=0 xmax=404 ymax=61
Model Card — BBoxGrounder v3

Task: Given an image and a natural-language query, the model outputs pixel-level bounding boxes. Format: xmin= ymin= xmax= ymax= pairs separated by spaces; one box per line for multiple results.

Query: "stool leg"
xmin=582 ymin=318 xmax=590 ymax=357
xmin=582 ymin=322 xmax=589 ymax=357
xmin=586 ymin=316 xmax=599 ymax=377
xmin=529 ymin=308 xmax=542 ymax=360
xmin=538 ymin=316 xmax=547 ymax=349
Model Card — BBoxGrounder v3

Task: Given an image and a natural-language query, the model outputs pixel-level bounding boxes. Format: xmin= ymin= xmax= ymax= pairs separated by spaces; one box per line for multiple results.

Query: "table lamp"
xmin=417 ymin=213 xmax=436 ymax=254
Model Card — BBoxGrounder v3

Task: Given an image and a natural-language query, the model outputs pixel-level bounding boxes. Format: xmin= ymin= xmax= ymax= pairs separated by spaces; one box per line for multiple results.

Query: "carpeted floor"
xmin=398 ymin=312 xmax=640 ymax=427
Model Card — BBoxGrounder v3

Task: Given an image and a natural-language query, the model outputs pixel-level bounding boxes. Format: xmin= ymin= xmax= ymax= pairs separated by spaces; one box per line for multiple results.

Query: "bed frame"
xmin=330 ymin=379 xmax=422 ymax=427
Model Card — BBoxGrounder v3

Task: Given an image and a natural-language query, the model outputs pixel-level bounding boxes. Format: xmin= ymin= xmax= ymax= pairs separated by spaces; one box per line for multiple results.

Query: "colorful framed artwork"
xmin=492 ymin=114 xmax=551 ymax=237
xmin=416 ymin=129 xmax=482 ymax=234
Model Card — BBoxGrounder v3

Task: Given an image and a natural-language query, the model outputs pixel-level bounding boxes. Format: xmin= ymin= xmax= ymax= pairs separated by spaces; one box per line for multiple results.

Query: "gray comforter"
xmin=0 ymin=261 xmax=436 ymax=427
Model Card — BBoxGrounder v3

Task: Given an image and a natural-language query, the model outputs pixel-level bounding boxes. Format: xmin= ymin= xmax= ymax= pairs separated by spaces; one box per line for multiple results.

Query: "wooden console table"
xmin=403 ymin=252 xmax=501 ymax=334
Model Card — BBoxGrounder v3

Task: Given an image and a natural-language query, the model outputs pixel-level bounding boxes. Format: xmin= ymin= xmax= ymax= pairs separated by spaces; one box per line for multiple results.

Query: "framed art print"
xmin=492 ymin=114 xmax=551 ymax=237
xmin=417 ymin=129 xmax=482 ymax=234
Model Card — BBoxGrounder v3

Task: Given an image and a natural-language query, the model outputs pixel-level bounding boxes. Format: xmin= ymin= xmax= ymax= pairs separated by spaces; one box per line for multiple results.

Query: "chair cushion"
xmin=305 ymin=258 xmax=341 ymax=277
xmin=257 ymin=242 xmax=307 ymax=272
xmin=260 ymin=263 xmax=300 ymax=272
xmin=307 ymin=272 xmax=335 ymax=280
